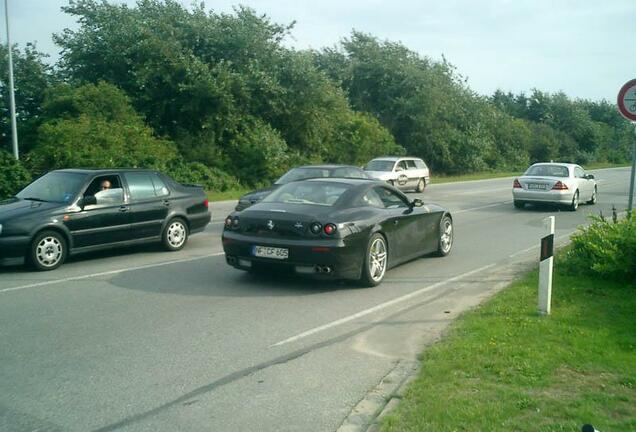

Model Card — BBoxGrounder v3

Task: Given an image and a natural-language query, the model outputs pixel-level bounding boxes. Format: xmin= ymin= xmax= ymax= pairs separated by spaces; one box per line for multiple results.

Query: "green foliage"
xmin=166 ymin=160 xmax=240 ymax=192
xmin=564 ymin=215 xmax=636 ymax=281
xmin=0 ymin=43 xmax=53 ymax=154
xmin=29 ymin=82 xmax=178 ymax=172
xmin=0 ymin=149 xmax=32 ymax=199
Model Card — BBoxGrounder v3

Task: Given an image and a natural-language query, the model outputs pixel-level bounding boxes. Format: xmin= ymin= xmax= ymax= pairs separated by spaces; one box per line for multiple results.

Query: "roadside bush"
xmin=564 ymin=214 xmax=636 ymax=281
xmin=167 ymin=160 xmax=241 ymax=192
xmin=0 ymin=149 xmax=32 ymax=199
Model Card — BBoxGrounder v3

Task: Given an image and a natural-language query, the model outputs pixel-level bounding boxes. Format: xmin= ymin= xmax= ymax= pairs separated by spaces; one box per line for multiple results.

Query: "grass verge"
xmin=382 ymin=263 xmax=636 ymax=432
xmin=206 ymin=188 xmax=249 ymax=202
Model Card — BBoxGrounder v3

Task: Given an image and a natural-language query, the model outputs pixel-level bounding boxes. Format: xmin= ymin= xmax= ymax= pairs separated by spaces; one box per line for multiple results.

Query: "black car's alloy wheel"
xmin=30 ymin=230 xmax=67 ymax=271
xmin=360 ymin=233 xmax=388 ymax=287
xmin=163 ymin=218 xmax=189 ymax=251
xmin=437 ymin=216 xmax=453 ymax=256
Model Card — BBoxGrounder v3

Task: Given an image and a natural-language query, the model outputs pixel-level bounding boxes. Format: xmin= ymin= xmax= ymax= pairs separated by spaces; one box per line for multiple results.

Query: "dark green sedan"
xmin=0 ymin=169 xmax=211 ymax=270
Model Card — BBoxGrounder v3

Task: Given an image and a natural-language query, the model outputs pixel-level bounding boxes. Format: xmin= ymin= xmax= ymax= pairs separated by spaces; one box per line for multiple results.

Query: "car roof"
xmin=530 ymin=162 xmax=577 ymax=168
xmin=295 ymin=164 xmax=363 ymax=169
xmin=369 ymin=156 xmax=420 ymax=162
xmin=55 ymin=168 xmax=159 ymax=174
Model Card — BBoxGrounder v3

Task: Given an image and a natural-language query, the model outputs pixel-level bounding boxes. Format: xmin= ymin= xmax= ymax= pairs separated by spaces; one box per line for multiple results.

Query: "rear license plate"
xmin=252 ymin=246 xmax=289 ymax=260
xmin=527 ymin=183 xmax=548 ymax=190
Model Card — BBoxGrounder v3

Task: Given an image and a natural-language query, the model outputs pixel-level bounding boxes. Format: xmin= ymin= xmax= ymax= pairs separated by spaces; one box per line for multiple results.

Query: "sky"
xmin=2 ymin=0 xmax=635 ymax=102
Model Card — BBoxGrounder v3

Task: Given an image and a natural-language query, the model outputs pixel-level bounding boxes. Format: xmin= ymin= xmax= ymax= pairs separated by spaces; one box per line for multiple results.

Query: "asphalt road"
xmin=0 ymin=167 xmax=632 ymax=432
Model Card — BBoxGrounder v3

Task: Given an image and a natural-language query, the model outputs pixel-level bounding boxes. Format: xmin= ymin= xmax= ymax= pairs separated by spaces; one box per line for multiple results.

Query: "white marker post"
xmin=538 ymin=216 xmax=555 ymax=315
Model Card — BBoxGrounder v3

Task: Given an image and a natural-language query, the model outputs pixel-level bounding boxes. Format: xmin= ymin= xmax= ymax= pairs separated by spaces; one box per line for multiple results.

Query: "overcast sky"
xmin=2 ymin=0 xmax=634 ymax=102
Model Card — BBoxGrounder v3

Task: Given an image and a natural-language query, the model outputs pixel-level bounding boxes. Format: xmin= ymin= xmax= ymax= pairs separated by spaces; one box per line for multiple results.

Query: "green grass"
xmin=206 ymin=188 xmax=249 ymax=202
xmin=382 ymin=264 xmax=636 ymax=432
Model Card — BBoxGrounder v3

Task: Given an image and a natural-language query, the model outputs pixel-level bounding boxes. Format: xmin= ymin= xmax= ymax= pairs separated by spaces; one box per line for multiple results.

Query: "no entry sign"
xmin=617 ymin=79 xmax=636 ymax=121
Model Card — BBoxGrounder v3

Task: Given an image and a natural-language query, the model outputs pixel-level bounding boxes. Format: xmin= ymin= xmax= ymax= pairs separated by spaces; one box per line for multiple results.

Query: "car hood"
xmin=239 ymin=186 xmax=278 ymax=202
xmin=0 ymin=197 xmax=63 ymax=222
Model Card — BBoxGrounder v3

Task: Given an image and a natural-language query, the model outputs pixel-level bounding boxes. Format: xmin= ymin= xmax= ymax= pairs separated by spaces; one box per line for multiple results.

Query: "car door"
xmin=372 ymin=186 xmax=424 ymax=260
xmin=405 ymin=159 xmax=420 ymax=188
xmin=124 ymin=172 xmax=171 ymax=240
xmin=65 ymin=174 xmax=131 ymax=249
xmin=393 ymin=160 xmax=410 ymax=189
xmin=574 ymin=166 xmax=592 ymax=198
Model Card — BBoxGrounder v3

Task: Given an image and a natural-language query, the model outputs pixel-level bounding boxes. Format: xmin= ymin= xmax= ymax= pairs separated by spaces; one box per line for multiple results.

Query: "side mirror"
xmin=78 ymin=196 xmax=96 ymax=210
xmin=585 ymin=174 xmax=595 ymax=180
xmin=411 ymin=198 xmax=424 ymax=207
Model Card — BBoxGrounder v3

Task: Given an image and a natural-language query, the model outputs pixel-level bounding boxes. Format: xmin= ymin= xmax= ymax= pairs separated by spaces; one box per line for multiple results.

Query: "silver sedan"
xmin=512 ymin=163 xmax=597 ymax=211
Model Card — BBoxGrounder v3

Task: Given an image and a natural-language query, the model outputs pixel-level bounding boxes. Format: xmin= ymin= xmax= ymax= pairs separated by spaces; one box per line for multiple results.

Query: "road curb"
xmin=336 ymin=360 xmax=419 ymax=432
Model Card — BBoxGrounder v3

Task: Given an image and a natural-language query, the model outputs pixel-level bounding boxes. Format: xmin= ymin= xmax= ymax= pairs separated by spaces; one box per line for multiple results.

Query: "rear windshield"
xmin=364 ymin=160 xmax=395 ymax=171
xmin=263 ymin=182 xmax=351 ymax=206
xmin=275 ymin=167 xmax=332 ymax=184
xmin=524 ymin=165 xmax=570 ymax=178
xmin=16 ymin=171 xmax=88 ymax=203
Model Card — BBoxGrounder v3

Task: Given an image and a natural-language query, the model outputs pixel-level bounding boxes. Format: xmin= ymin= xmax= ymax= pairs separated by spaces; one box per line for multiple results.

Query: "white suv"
xmin=364 ymin=157 xmax=431 ymax=192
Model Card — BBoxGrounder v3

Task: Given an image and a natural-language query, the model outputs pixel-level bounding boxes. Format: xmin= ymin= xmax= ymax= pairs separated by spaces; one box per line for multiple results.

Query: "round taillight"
xmin=310 ymin=222 xmax=322 ymax=234
xmin=225 ymin=216 xmax=233 ymax=228
xmin=324 ymin=223 xmax=337 ymax=235
xmin=232 ymin=217 xmax=240 ymax=228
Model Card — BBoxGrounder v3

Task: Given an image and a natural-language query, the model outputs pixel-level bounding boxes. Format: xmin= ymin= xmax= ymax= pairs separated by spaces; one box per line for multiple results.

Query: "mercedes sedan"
xmin=512 ymin=163 xmax=597 ymax=211
xmin=222 ymin=178 xmax=453 ymax=286
xmin=0 ymin=169 xmax=211 ymax=270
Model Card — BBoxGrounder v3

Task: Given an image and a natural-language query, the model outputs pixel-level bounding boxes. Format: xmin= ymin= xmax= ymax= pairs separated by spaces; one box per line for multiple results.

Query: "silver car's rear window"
xmin=525 ymin=165 xmax=570 ymax=177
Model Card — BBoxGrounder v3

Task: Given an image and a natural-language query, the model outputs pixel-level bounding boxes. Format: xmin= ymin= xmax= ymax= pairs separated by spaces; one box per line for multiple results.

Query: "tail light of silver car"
xmin=551 ymin=181 xmax=568 ymax=190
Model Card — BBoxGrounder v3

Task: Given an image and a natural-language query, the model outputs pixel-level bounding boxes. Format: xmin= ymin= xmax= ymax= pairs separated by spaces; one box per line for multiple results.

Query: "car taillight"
xmin=552 ymin=181 xmax=568 ymax=190
xmin=310 ymin=222 xmax=322 ymax=234
xmin=203 ymin=199 xmax=209 ymax=208
xmin=324 ymin=223 xmax=337 ymax=235
xmin=513 ymin=179 xmax=522 ymax=188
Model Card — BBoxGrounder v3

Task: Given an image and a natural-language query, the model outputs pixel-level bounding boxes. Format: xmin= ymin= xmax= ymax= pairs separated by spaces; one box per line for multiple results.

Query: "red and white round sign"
xmin=617 ymin=79 xmax=636 ymax=121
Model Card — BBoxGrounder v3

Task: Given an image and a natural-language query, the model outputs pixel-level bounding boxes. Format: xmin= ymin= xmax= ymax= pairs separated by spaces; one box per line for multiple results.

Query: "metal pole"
xmin=538 ymin=216 xmax=555 ymax=315
xmin=628 ymin=122 xmax=636 ymax=212
xmin=4 ymin=0 xmax=19 ymax=160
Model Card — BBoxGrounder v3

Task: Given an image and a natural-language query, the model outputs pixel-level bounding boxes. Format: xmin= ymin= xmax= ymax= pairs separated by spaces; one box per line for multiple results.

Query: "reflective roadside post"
xmin=538 ymin=216 xmax=555 ymax=315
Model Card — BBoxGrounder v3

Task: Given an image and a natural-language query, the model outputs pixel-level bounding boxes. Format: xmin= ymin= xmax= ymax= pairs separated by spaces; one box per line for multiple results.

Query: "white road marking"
xmin=270 ymin=263 xmax=496 ymax=348
xmin=453 ymin=201 xmax=512 ymax=214
xmin=0 ymin=252 xmax=225 ymax=294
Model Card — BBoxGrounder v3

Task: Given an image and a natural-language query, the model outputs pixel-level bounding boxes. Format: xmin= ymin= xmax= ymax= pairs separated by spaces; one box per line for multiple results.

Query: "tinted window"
xmin=396 ymin=161 xmax=408 ymax=171
xmin=151 ymin=174 xmax=170 ymax=197
xmin=263 ymin=182 xmax=351 ymax=206
xmin=361 ymin=189 xmax=384 ymax=208
xmin=364 ymin=160 xmax=395 ymax=171
xmin=84 ymin=175 xmax=124 ymax=208
xmin=125 ymin=173 xmax=158 ymax=200
xmin=406 ymin=160 xmax=417 ymax=169
xmin=525 ymin=165 xmax=570 ymax=178
xmin=375 ymin=187 xmax=408 ymax=209
xmin=275 ymin=168 xmax=330 ymax=184
xmin=17 ymin=171 xmax=87 ymax=204
xmin=414 ymin=159 xmax=427 ymax=169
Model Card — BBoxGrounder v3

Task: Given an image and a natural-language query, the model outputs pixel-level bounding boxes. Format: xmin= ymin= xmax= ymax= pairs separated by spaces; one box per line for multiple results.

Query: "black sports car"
xmin=222 ymin=178 xmax=453 ymax=286
xmin=0 ymin=169 xmax=211 ymax=270
xmin=235 ymin=164 xmax=372 ymax=211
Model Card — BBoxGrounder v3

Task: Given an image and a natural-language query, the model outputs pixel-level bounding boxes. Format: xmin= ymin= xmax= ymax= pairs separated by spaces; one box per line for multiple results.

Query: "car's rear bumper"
xmin=189 ymin=211 xmax=211 ymax=233
xmin=512 ymin=189 xmax=574 ymax=204
xmin=222 ymin=231 xmax=362 ymax=280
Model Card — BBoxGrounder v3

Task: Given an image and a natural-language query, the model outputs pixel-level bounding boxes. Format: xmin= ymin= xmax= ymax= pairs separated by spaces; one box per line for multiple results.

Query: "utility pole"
xmin=4 ymin=0 xmax=19 ymax=160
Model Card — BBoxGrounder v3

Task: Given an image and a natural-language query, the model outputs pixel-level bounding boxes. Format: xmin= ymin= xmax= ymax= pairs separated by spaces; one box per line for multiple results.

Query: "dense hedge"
xmin=564 ymin=214 xmax=636 ymax=282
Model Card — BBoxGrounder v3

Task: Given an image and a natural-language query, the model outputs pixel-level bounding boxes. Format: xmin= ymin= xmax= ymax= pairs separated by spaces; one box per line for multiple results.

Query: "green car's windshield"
xmin=16 ymin=171 xmax=88 ymax=204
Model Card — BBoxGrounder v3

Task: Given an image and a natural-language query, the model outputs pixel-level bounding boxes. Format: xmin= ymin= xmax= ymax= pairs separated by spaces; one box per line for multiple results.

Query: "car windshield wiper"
xmin=21 ymin=197 xmax=50 ymax=202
